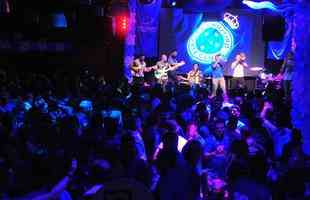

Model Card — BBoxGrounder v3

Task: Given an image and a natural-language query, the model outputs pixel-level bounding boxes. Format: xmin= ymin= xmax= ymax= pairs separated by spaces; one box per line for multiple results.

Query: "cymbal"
xmin=250 ymin=67 xmax=264 ymax=71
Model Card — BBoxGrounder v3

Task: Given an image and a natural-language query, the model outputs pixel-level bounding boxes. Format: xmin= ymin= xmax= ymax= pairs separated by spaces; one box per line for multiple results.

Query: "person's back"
xmin=227 ymin=140 xmax=271 ymax=200
xmin=102 ymin=117 xmax=122 ymax=165
xmin=143 ymin=124 xmax=162 ymax=161
xmin=156 ymin=149 xmax=189 ymax=200
xmin=281 ymin=129 xmax=306 ymax=198
xmin=155 ymin=132 xmax=190 ymax=200
xmin=182 ymin=140 xmax=205 ymax=200
xmin=118 ymin=134 xmax=153 ymax=189
xmin=125 ymin=117 xmax=147 ymax=160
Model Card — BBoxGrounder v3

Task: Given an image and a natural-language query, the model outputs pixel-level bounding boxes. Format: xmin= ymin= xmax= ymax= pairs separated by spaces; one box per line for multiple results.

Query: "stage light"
xmin=163 ymin=0 xmax=181 ymax=8
xmin=242 ymin=0 xmax=295 ymax=12
xmin=52 ymin=12 xmax=67 ymax=28
xmin=242 ymin=0 xmax=278 ymax=11
xmin=187 ymin=21 xmax=234 ymax=64
xmin=114 ymin=14 xmax=129 ymax=38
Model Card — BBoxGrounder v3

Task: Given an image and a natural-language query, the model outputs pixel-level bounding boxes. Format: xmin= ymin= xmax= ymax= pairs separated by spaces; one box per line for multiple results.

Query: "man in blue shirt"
xmin=204 ymin=119 xmax=233 ymax=179
xmin=211 ymin=54 xmax=227 ymax=99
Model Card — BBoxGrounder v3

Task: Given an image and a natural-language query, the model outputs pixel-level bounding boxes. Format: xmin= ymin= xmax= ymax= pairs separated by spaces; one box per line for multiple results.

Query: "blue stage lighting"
xmin=242 ymin=0 xmax=295 ymax=13
xmin=187 ymin=21 xmax=234 ymax=64
xmin=242 ymin=0 xmax=278 ymax=11
xmin=52 ymin=12 xmax=67 ymax=28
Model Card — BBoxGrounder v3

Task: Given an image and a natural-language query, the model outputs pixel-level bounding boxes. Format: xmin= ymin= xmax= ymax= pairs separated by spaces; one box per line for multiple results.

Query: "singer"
xmin=231 ymin=52 xmax=248 ymax=90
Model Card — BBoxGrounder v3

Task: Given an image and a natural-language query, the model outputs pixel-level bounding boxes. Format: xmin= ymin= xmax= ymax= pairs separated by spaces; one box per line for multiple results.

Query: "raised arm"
xmin=170 ymin=61 xmax=185 ymax=71
xmin=144 ymin=65 xmax=157 ymax=72
xmin=260 ymin=101 xmax=277 ymax=135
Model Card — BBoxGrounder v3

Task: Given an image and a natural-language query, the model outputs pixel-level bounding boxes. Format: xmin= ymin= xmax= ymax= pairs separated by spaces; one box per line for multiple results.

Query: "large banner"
xmin=159 ymin=9 xmax=264 ymax=76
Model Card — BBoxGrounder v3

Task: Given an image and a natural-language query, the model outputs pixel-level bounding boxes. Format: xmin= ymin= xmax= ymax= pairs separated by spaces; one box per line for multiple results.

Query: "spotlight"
xmin=114 ymin=14 xmax=129 ymax=39
xmin=52 ymin=12 xmax=67 ymax=28
xmin=163 ymin=0 xmax=181 ymax=7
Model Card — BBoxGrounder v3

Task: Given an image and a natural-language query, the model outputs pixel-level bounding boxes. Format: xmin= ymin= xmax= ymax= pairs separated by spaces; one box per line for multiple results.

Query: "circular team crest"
xmin=187 ymin=21 xmax=234 ymax=64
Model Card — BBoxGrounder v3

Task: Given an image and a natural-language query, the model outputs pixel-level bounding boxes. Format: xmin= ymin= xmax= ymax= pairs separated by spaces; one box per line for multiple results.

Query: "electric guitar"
xmin=154 ymin=67 xmax=170 ymax=80
xmin=154 ymin=61 xmax=185 ymax=80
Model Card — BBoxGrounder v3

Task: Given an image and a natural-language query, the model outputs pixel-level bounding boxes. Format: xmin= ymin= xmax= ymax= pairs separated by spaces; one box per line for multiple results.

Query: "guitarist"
xmin=131 ymin=55 xmax=154 ymax=86
xmin=187 ymin=63 xmax=203 ymax=87
xmin=168 ymin=50 xmax=185 ymax=84
xmin=178 ymin=64 xmax=203 ymax=87
xmin=154 ymin=54 xmax=170 ymax=86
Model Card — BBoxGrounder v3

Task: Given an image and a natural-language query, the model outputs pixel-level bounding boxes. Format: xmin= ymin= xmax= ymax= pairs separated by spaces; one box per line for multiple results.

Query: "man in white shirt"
xmin=231 ymin=53 xmax=248 ymax=90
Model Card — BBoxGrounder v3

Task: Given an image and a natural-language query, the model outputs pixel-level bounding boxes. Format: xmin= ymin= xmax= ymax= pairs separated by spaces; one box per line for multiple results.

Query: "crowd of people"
xmin=0 ymin=67 xmax=309 ymax=200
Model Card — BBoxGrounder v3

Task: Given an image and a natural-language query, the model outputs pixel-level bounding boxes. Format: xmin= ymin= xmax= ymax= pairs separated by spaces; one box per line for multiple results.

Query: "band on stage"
xmin=129 ymin=50 xmax=291 ymax=98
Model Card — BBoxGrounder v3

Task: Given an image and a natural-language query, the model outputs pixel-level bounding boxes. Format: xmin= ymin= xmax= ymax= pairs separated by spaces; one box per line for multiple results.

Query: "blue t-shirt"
xmin=212 ymin=62 xmax=224 ymax=78
xmin=204 ymin=133 xmax=232 ymax=178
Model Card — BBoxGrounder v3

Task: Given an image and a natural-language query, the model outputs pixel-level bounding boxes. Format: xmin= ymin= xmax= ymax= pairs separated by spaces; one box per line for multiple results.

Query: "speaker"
xmin=263 ymin=15 xmax=285 ymax=41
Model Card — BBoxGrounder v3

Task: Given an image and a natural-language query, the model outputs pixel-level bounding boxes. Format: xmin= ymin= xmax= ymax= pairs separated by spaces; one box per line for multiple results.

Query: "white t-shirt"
xmin=231 ymin=61 xmax=247 ymax=78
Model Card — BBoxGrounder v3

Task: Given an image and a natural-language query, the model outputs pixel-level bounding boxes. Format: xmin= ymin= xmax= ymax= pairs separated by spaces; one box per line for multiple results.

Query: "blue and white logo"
xmin=187 ymin=21 xmax=234 ymax=64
